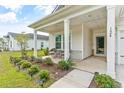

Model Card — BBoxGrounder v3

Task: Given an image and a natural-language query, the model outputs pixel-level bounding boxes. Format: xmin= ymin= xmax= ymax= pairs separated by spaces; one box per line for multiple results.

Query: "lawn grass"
xmin=0 ymin=51 xmax=44 ymax=88
xmin=9 ymin=50 xmax=45 ymax=57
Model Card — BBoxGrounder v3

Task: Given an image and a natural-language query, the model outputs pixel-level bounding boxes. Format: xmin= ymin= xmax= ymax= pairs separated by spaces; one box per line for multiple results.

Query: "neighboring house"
xmin=0 ymin=38 xmax=3 ymax=50
xmin=0 ymin=37 xmax=9 ymax=51
xmin=28 ymin=5 xmax=124 ymax=78
xmin=3 ymin=35 xmax=9 ymax=50
xmin=7 ymin=32 xmax=49 ymax=51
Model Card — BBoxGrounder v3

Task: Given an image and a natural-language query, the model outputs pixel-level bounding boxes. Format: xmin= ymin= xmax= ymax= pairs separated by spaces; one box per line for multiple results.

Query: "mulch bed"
xmin=10 ymin=56 xmax=73 ymax=87
xmin=34 ymin=62 xmax=73 ymax=81
xmin=88 ymin=75 xmax=97 ymax=88
xmin=89 ymin=74 xmax=122 ymax=88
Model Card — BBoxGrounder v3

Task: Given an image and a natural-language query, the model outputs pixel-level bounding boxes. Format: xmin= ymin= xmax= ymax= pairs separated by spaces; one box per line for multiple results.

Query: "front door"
xmin=95 ymin=36 xmax=105 ymax=56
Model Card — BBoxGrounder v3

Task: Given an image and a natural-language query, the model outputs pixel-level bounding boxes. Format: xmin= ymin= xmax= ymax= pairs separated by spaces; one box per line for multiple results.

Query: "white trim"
xmin=66 ymin=6 xmax=105 ymax=20
xmin=54 ymin=33 xmax=63 ymax=50
xmin=34 ymin=30 xmax=37 ymax=58
xmin=29 ymin=6 xmax=71 ymax=28
xmin=36 ymin=6 xmax=105 ymax=31
xmin=94 ymin=33 xmax=106 ymax=57
xmin=36 ymin=18 xmax=64 ymax=31
xmin=64 ymin=19 xmax=70 ymax=60
xmin=117 ymin=30 xmax=120 ymax=64
xmin=70 ymin=30 xmax=73 ymax=50
xmin=106 ymin=6 xmax=116 ymax=78
xmin=82 ymin=24 xmax=84 ymax=59
xmin=71 ymin=49 xmax=82 ymax=51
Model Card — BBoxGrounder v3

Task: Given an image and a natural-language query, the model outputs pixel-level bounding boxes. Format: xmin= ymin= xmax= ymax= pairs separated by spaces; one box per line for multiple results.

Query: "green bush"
xmin=39 ymin=70 xmax=50 ymax=81
xmin=28 ymin=65 xmax=40 ymax=77
xmin=10 ymin=57 xmax=21 ymax=65
xmin=30 ymin=56 xmax=35 ymax=61
xmin=9 ymin=56 xmax=14 ymax=62
xmin=38 ymin=51 xmax=45 ymax=57
xmin=43 ymin=49 xmax=49 ymax=55
xmin=58 ymin=59 xmax=74 ymax=70
xmin=21 ymin=61 xmax=32 ymax=69
xmin=16 ymin=60 xmax=25 ymax=70
xmin=95 ymin=73 xmax=120 ymax=88
xmin=44 ymin=57 xmax=53 ymax=65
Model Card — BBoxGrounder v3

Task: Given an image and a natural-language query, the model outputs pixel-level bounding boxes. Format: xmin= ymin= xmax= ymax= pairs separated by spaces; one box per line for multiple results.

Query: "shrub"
xmin=21 ymin=61 xmax=32 ymax=69
xmin=44 ymin=57 xmax=53 ymax=65
xmin=28 ymin=65 xmax=40 ymax=77
xmin=43 ymin=49 xmax=49 ymax=55
xmin=10 ymin=57 xmax=21 ymax=65
xmin=9 ymin=56 xmax=14 ymax=62
xmin=16 ymin=60 xmax=25 ymax=70
xmin=39 ymin=70 xmax=50 ymax=81
xmin=58 ymin=59 xmax=74 ymax=70
xmin=38 ymin=51 xmax=45 ymax=57
xmin=30 ymin=56 xmax=35 ymax=61
xmin=95 ymin=73 xmax=120 ymax=88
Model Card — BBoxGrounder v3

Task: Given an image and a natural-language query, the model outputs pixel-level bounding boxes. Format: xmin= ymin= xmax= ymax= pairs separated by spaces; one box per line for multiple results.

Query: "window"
xmin=55 ymin=35 xmax=61 ymax=49
xmin=41 ymin=42 xmax=44 ymax=48
xmin=96 ymin=36 xmax=104 ymax=54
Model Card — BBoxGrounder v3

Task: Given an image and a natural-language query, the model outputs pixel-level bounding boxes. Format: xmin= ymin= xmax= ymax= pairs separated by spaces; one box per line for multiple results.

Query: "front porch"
xmin=30 ymin=6 xmax=116 ymax=78
xmin=50 ymin=55 xmax=107 ymax=74
xmin=74 ymin=56 xmax=107 ymax=74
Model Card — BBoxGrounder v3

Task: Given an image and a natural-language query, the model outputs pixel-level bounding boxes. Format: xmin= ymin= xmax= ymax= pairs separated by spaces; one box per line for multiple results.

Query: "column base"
xmin=107 ymin=71 xmax=116 ymax=79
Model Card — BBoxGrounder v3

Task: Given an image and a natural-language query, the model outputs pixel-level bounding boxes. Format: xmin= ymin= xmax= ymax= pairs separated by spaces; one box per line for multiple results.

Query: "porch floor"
xmin=73 ymin=56 xmax=107 ymax=74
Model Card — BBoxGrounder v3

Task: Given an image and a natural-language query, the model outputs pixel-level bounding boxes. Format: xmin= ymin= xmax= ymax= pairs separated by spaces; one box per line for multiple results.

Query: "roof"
xmin=28 ymin=5 xmax=100 ymax=29
xmin=3 ymin=35 xmax=9 ymax=39
xmin=28 ymin=5 xmax=71 ymax=28
xmin=8 ymin=32 xmax=49 ymax=41
xmin=52 ymin=5 xmax=65 ymax=13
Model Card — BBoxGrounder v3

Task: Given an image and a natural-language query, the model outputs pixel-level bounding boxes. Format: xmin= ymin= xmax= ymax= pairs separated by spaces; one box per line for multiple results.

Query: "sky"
xmin=0 ymin=5 xmax=56 ymax=37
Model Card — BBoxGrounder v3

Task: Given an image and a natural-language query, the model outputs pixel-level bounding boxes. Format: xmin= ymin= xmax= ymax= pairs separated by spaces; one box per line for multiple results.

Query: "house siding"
xmin=70 ymin=50 xmax=82 ymax=59
xmin=83 ymin=25 xmax=93 ymax=59
xmin=8 ymin=35 xmax=49 ymax=51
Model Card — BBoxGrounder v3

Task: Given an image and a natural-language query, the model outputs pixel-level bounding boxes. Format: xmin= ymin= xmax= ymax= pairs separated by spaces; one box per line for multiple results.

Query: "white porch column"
xmin=64 ymin=19 xmax=70 ymax=60
xmin=34 ymin=30 xmax=37 ymax=58
xmin=107 ymin=6 xmax=116 ymax=78
xmin=49 ymin=33 xmax=55 ymax=50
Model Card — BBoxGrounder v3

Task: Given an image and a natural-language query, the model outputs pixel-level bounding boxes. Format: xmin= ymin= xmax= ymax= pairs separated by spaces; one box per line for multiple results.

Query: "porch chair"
xmin=49 ymin=48 xmax=56 ymax=55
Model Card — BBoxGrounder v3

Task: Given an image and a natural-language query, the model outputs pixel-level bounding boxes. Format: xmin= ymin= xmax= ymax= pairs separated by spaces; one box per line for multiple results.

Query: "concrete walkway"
xmin=50 ymin=69 xmax=94 ymax=88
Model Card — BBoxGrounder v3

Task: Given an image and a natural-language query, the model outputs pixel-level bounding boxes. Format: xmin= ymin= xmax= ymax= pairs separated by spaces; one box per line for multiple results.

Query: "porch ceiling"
xmin=38 ymin=7 xmax=107 ymax=33
xmin=70 ymin=7 xmax=107 ymax=30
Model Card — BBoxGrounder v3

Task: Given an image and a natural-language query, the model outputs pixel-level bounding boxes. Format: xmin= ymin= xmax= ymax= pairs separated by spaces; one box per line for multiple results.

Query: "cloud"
xmin=35 ymin=5 xmax=56 ymax=15
xmin=0 ymin=12 xmax=18 ymax=23
xmin=2 ymin=5 xmax=23 ymax=13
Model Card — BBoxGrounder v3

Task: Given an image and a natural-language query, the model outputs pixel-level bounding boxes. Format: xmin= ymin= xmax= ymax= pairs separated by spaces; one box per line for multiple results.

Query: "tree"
xmin=0 ymin=39 xmax=7 ymax=51
xmin=16 ymin=32 xmax=28 ymax=58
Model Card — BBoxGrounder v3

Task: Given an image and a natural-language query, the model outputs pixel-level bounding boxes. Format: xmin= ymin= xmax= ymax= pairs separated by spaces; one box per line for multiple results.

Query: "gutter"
xmin=28 ymin=5 xmax=72 ymax=28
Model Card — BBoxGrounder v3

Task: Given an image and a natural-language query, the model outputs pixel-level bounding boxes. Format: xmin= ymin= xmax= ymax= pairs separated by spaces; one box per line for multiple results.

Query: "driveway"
xmin=50 ymin=69 xmax=94 ymax=88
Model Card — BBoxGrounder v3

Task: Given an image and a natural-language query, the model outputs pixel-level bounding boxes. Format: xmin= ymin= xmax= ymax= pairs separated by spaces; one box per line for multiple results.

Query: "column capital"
xmin=34 ymin=30 xmax=38 ymax=32
xmin=64 ymin=19 xmax=70 ymax=23
xmin=106 ymin=5 xmax=116 ymax=10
